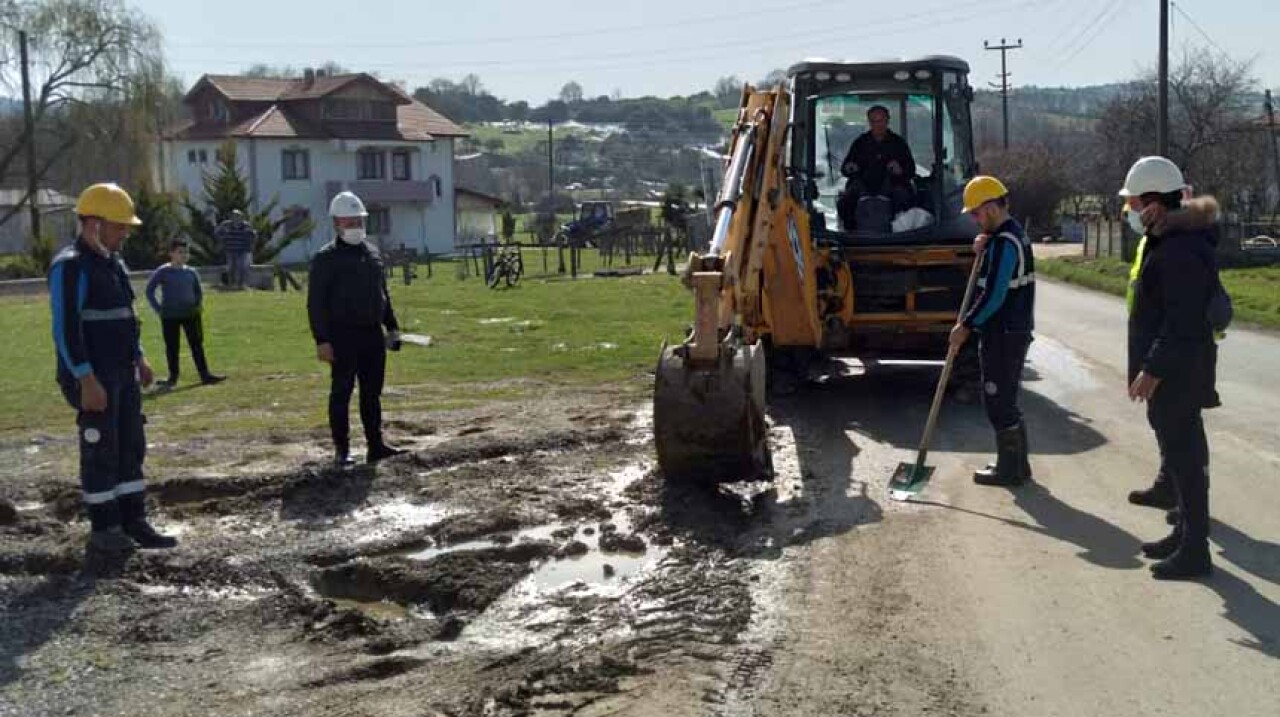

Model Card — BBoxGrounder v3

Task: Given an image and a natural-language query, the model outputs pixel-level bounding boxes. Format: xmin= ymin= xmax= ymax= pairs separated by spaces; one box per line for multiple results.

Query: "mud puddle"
xmin=1 ymin=399 xmax=780 ymax=717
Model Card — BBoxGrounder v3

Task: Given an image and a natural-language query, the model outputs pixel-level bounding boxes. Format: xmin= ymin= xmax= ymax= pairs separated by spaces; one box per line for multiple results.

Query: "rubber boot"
xmin=87 ymin=526 xmax=135 ymax=553
xmin=1141 ymin=524 xmax=1182 ymax=560
xmin=1128 ymin=475 xmax=1176 ymax=510
xmin=119 ymin=493 xmax=178 ymax=549
xmin=366 ymin=441 xmax=406 ymax=464
xmin=1152 ymin=468 xmax=1211 ymax=581
xmin=1151 ymin=545 xmax=1213 ymax=580
xmin=974 ymin=426 xmax=1024 ymax=486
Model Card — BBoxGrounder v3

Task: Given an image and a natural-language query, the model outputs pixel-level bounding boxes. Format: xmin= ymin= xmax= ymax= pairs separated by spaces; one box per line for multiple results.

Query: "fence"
xmin=1083 ymin=215 xmax=1280 ymax=266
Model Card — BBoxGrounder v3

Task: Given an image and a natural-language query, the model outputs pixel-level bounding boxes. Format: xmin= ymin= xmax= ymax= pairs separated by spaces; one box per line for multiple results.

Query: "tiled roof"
xmin=171 ymin=72 xmax=467 ymax=142
xmin=166 ymin=100 xmax=467 ymax=141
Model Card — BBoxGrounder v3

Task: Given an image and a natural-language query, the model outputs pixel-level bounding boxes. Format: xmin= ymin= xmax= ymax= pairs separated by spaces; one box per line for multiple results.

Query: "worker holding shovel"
xmin=949 ymin=176 xmax=1037 ymax=487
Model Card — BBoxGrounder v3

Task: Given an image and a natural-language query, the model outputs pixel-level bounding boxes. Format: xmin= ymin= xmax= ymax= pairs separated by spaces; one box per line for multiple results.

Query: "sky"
xmin=143 ymin=0 xmax=1279 ymax=103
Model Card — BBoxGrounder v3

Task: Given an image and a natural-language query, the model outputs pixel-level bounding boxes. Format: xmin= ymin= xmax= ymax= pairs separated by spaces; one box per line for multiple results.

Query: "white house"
xmin=161 ymin=69 xmax=468 ymax=262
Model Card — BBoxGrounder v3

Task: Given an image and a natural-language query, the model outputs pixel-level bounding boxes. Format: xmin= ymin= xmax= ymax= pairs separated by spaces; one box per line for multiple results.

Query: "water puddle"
xmin=404 ymin=514 xmax=659 ymax=591
xmin=347 ymin=501 xmax=454 ymax=543
xmin=328 ymin=597 xmax=416 ymax=621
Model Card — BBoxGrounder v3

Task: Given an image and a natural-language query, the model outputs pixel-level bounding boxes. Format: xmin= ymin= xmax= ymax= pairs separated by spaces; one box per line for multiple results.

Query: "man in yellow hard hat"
xmin=48 ymin=183 xmax=177 ymax=556
xmin=950 ymin=176 xmax=1036 ymax=486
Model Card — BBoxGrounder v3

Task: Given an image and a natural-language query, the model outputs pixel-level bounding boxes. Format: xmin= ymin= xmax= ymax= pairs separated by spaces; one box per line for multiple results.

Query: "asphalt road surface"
xmin=728 ymin=278 xmax=1279 ymax=717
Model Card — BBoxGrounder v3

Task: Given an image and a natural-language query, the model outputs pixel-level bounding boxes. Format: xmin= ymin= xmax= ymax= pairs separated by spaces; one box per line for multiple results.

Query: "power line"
xmin=162 ymin=0 xmax=844 ymax=50
xmin=1052 ymin=1 xmax=1133 ymax=70
xmin=1170 ymin=2 xmax=1228 ymax=55
xmin=986 ymin=38 xmax=1024 ymax=149
xmin=166 ymin=0 xmax=1050 ymax=77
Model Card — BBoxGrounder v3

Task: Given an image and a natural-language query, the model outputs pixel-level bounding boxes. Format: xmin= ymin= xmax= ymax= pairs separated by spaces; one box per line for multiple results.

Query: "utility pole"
xmin=1157 ymin=0 xmax=1170 ymax=156
xmin=19 ymin=30 xmax=41 ymax=240
xmin=985 ymin=38 xmax=1022 ymax=149
xmin=1267 ymin=89 xmax=1280 ymax=215
xmin=547 ymin=118 xmax=555 ymax=208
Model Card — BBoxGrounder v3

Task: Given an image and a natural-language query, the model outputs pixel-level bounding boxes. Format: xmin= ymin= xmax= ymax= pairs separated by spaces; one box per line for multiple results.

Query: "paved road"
xmin=734 ymin=278 xmax=1280 ymax=717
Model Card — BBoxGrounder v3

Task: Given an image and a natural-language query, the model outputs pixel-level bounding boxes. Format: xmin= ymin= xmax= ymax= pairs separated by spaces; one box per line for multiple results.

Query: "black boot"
xmin=119 ymin=492 xmax=178 ymax=549
xmin=1128 ymin=477 xmax=1176 ymax=510
xmin=1166 ymin=509 xmax=1180 ymax=526
xmin=335 ymin=450 xmax=355 ymax=468
xmin=86 ymin=501 xmax=134 ymax=554
xmin=366 ymin=441 xmax=406 ymax=463
xmin=974 ymin=425 xmax=1025 ymax=486
xmin=1141 ymin=526 xmax=1182 ymax=560
xmin=1151 ymin=546 xmax=1213 ymax=580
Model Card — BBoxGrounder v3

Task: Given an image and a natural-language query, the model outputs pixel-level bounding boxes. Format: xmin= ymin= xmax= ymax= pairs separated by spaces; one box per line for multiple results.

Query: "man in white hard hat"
xmin=1120 ymin=156 xmax=1223 ymax=581
xmin=307 ymin=191 xmax=405 ymax=467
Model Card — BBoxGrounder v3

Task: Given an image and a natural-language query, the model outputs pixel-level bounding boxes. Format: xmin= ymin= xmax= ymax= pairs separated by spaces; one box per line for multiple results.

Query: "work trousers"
xmin=161 ymin=315 xmax=211 ymax=382
xmin=329 ymin=326 xmax=387 ymax=452
xmin=60 ymin=375 xmax=148 ymax=531
xmin=978 ymin=331 xmax=1032 ymax=431
xmin=227 ymin=251 xmax=252 ymax=288
xmin=1147 ymin=383 xmax=1211 ymax=548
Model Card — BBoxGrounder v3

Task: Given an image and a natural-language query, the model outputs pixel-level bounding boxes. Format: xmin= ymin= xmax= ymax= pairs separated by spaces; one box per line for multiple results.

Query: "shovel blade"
xmin=400 ymin=333 xmax=432 ymax=347
xmin=888 ymin=462 xmax=934 ymax=501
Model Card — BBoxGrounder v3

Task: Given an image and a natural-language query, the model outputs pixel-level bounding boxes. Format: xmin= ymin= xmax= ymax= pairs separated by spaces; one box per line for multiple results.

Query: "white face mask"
xmin=339 ymin=227 xmax=366 ymax=244
xmin=1126 ymin=208 xmax=1146 ymax=235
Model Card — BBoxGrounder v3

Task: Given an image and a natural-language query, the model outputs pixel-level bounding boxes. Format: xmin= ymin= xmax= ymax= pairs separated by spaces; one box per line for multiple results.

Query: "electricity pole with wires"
xmin=19 ymin=30 xmax=41 ymax=240
xmin=1267 ymin=89 xmax=1280 ymax=216
xmin=985 ymin=38 xmax=1022 ymax=149
xmin=1157 ymin=0 xmax=1170 ymax=156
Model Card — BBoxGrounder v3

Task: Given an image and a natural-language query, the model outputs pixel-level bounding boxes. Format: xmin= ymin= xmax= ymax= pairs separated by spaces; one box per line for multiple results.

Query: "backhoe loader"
xmin=654 ymin=56 xmax=982 ymax=482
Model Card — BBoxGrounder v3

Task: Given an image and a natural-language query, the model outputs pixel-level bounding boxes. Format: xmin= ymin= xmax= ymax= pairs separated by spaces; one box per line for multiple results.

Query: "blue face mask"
xmin=1126 ymin=208 xmax=1146 ymax=235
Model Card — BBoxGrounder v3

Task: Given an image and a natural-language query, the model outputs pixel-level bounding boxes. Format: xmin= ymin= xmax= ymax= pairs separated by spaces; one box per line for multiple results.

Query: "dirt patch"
xmin=0 ymin=393 xmax=777 ymax=717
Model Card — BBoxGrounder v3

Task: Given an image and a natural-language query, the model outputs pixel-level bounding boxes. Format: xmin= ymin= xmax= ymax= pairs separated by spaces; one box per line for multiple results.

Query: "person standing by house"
xmin=307 ymin=191 xmax=406 ymax=467
xmin=49 ymin=183 xmax=177 ymax=554
xmin=145 ymin=239 xmax=226 ymax=388
xmin=214 ymin=209 xmax=256 ymax=289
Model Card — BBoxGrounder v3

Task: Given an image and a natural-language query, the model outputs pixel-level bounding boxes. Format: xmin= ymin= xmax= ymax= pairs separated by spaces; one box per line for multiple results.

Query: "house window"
xmin=198 ymin=149 xmax=208 ymax=163
xmin=370 ymin=101 xmax=396 ymax=121
xmin=358 ymin=150 xmax=386 ymax=180
xmin=282 ymin=149 xmax=310 ymax=180
xmin=187 ymin=149 xmax=197 ymax=164
xmin=428 ymin=174 xmax=442 ymax=198
xmin=324 ymin=99 xmax=361 ymax=120
xmin=367 ymin=206 xmax=391 ymax=236
xmin=392 ymin=150 xmax=411 ymax=181
xmin=206 ymin=100 xmax=228 ymax=123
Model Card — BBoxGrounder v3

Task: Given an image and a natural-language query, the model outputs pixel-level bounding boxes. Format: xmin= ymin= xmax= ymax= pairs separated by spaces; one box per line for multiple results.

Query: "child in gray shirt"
xmin=145 ymin=240 xmax=225 ymax=387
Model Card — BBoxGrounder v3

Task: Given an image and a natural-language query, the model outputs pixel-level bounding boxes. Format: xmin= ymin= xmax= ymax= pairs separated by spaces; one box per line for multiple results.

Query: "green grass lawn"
xmin=1040 ymin=256 xmax=1280 ymax=330
xmin=0 ymin=269 xmax=691 ymax=441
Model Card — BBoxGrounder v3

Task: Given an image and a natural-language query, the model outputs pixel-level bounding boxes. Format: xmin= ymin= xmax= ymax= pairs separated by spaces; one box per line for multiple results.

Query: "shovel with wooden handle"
xmin=888 ymin=252 xmax=984 ymax=499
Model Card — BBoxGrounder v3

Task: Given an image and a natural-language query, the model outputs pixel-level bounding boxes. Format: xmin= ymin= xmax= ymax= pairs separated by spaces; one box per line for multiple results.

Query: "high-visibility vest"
xmin=1126 ymin=235 xmax=1148 ymax=315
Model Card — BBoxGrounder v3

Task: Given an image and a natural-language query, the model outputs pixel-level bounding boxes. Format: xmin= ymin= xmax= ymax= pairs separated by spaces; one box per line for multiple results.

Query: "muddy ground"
xmin=0 ymin=388 xmax=858 ymax=717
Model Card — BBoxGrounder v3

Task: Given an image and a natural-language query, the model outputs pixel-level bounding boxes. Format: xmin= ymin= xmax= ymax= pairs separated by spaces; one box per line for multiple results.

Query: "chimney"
xmin=303 ymin=68 xmax=315 ymax=87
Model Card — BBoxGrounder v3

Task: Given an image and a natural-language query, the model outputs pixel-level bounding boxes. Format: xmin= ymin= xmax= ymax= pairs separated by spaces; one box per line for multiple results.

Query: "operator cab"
xmin=787 ymin=57 xmax=979 ymax=247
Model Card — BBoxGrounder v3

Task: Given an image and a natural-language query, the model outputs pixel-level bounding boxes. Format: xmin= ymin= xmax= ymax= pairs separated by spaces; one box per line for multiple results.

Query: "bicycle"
xmin=486 ymin=243 xmax=524 ymax=289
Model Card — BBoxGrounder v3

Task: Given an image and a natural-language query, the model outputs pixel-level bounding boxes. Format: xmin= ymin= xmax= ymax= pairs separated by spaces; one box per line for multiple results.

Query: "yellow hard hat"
xmin=962 ymin=176 xmax=1009 ymax=214
xmin=75 ymin=183 xmax=142 ymax=226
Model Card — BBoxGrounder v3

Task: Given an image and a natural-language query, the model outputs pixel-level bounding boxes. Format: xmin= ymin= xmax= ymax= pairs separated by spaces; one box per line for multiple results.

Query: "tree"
xmin=183 ymin=142 xmax=313 ymax=266
xmin=979 ymin=144 xmax=1070 ymax=237
xmin=1095 ymin=49 xmax=1260 ymax=214
xmin=560 ymin=80 xmax=584 ymax=105
xmin=0 ymin=0 xmax=162 ymax=228
xmin=531 ymin=100 xmax=570 ymax=124
xmin=714 ymin=76 xmax=742 ymax=108
xmin=483 ymin=137 xmax=505 ymax=153
xmin=460 ymin=73 xmax=483 ymax=96
xmin=760 ymin=68 xmax=787 ymax=87
xmin=124 ymin=183 xmax=180 ymax=270
xmin=660 ymin=182 xmax=691 ymax=230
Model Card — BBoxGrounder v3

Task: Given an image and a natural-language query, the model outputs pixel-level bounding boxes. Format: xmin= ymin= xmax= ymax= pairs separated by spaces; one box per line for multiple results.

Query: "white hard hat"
xmin=1118 ymin=156 xmax=1186 ymax=197
xmin=329 ymin=191 xmax=368 ymax=218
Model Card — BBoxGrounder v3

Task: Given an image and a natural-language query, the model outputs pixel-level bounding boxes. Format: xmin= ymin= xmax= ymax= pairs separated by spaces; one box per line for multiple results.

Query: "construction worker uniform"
xmin=961 ymin=217 xmax=1036 ymax=483
xmin=49 ymin=238 xmax=150 ymax=535
xmin=307 ymin=239 xmax=401 ymax=463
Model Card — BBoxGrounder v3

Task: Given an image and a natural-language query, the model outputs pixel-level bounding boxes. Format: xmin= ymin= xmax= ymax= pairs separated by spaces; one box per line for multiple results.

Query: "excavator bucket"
xmin=653 ymin=340 xmax=771 ymax=484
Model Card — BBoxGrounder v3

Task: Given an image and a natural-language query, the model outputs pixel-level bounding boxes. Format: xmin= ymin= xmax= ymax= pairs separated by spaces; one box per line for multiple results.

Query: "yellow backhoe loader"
xmin=654 ymin=56 xmax=982 ymax=482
